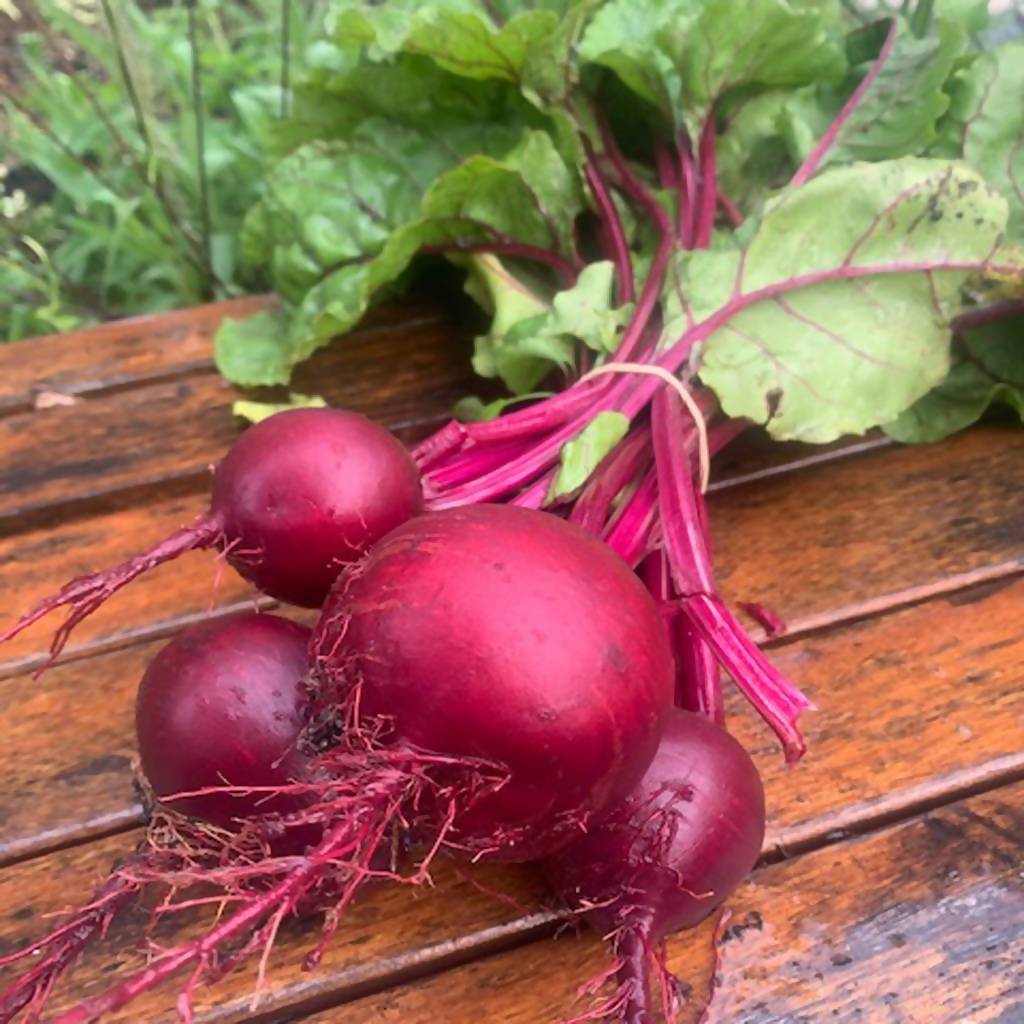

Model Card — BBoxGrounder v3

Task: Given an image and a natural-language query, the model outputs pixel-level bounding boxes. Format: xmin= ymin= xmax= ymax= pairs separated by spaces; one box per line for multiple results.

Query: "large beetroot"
xmin=313 ymin=503 xmax=676 ymax=860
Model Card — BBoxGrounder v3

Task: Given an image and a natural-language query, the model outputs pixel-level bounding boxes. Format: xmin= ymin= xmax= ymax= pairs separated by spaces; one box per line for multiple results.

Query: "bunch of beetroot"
xmin=7 ymin=0 xmax=1022 ymax=1015
xmin=0 ymin=407 xmax=766 ymax=1024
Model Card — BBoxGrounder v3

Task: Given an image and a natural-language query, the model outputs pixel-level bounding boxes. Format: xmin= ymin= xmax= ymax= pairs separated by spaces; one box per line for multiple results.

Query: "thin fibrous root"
xmin=0 ymin=516 xmax=221 ymax=671
xmin=0 ymin=869 xmax=142 ymax=1024
xmin=6 ymin=745 xmax=504 ymax=1024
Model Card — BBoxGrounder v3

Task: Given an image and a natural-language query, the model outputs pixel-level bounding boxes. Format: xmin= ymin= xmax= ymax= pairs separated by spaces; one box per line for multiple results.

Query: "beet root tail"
xmin=0 ymin=864 xmax=142 ymax=1024
xmin=562 ymin=924 xmax=668 ymax=1024
xmin=0 ymin=515 xmax=221 ymax=671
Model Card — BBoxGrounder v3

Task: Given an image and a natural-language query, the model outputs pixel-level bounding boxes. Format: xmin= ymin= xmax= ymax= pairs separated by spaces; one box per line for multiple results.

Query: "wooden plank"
xmin=1 ymin=578 xmax=1021 ymax=1020
xmin=0 ymin=313 xmax=472 ymax=530
xmin=313 ymin=783 xmax=1024 ymax=1024
xmin=0 ymin=295 xmax=443 ymax=417
xmin=0 ymin=297 xmax=273 ymax=418
xmin=714 ymin=425 xmax=1024 ymax=639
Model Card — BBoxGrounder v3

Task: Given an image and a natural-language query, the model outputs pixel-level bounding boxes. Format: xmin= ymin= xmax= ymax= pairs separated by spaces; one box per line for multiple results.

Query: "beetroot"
xmin=0 ymin=613 xmax=319 ymax=1022
xmin=543 ymin=710 xmax=765 ymax=1023
xmin=313 ymin=504 xmax=676 ymax=860
xmin=0 ymin=407 xmax=422 ymax=663
xmin=135 ymin=612 xmax=312 ymax=828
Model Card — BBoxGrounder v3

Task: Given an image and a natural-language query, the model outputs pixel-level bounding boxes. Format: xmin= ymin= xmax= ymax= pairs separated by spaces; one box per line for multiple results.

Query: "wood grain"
xmin=1 ymin=575 xmax=1020 ymax=1023
xmin=0 ymin=311 xmax=470 ymax=530
xmin=0 ymin=295 xmax=448 ymax=418
xmin=312 ymin=783 xmax=1024 ymax=1024
xmin=0 ymin=297 xmax=273 ymax=417
xmin=714 ymin=425 xmax=1024 ymax=639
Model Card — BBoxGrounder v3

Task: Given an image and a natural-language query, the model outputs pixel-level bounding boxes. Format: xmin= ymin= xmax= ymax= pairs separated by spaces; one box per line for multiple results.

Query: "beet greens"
xmin=210 ymin=0 xmax=1021 ymax=764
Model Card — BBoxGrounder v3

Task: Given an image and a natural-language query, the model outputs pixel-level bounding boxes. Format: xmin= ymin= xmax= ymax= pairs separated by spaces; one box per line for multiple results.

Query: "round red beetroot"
xmin=544 ymin=710 xmax=765 ymax=938
xmin=136 ymin=613 xmax=312 ymax=828
xmin=214 ymin=407 xmax=423 ymax=608
xmin=314 ymin=504 xmax=675 ymax=861
xmin=0 ymin=407 xmax=423 ymax=664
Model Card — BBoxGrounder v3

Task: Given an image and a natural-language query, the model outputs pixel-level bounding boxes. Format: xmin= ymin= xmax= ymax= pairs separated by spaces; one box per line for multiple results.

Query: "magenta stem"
xmin=570 ymin=426 xmax=652 ymax=535
xmin=463 ymin=382 xmax=604 ymax=445
xmin=694 ymin=115 xmax=718 ymax=249
xmin=412 ymin=420 xmax=469 ymax=471
xmin=677 ymin=137 xmax=697 ymax=249
xmin=584 ymin=141 xmax=635 ymax=304
xmin=791 ymin=17 xmax=898 ymax=186
xmin=424 ymin=437 xmax=533 ymax=493
xmin=683 ymin=592 xmax=810 ymax=763
xmin=603 ymin=466 xmax=658 ymax=567
xmin=655 ymin=140 xmax=677 ymax=191
xmin=651 ymin=389 xmax=715 ymax=595
xmin=675 ymin=613 xmax=725 ymax=723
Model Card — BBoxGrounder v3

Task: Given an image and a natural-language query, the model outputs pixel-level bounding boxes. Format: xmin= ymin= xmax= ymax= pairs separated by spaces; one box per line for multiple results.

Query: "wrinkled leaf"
xmin=578 ymin=0 xmax=687 ymax=122
xmin=679 ymin=0 xmax=845 ymax=119
xmin=941 ymin=43 xmax=1024 ymax=243
xmin=686 ymin=159 xmax=1010 ymax=441
xmin=549 ymin=261 xmax=632 ymax=353
xmin=885 ymin=321 xmax=1024 ymax=441
xmin=332 ymin=1 xmax=562 ymax=82
xmin=822 ymin=17 xmax=967 ymax=165
xmin=547 ymin=410 xmax=630 ymax=502
xmin=422 ymin=130 xmax=582 ymax=255
xmin=233 ymin=393 xmax=328 ymax=424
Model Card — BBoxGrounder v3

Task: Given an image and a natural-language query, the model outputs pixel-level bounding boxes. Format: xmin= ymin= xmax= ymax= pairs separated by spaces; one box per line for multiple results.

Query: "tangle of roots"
xmin=0 ymin=714 xmax=507 ymax=1024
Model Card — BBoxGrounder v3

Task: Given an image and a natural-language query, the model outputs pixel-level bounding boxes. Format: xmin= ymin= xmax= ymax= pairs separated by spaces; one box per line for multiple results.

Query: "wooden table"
xmin=0 ymin=297 xmax=1021 ymax=1024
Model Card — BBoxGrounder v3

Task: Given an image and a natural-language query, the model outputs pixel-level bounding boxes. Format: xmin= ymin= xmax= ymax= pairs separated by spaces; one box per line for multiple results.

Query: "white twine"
xmin=579 ymin=362 xmax=711 ymax=493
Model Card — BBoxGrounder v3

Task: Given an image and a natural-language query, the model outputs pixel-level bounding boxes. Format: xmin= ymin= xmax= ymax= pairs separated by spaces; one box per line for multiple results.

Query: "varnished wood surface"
xmin=0 ymin=298 xmax=1021 ymax=1024
xmin=317 ymin=784 xmax=1024 ymax=1024
xmin=0 ymin=297 xmax=273 ymax=417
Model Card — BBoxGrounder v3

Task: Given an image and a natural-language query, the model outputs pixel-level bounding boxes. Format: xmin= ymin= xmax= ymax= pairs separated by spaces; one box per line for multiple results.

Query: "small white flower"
xmin=1 ymin=190 xmax=29 ymax=219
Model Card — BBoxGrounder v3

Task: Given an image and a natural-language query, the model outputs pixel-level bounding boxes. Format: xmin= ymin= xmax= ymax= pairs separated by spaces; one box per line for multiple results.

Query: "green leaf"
xmin=331 ymin=1 xmax=562 ymax=82
xmin=679 ymin=0 xmax=845 ymax=117
xmin=577 ymin=0 xmax=688 ymax=122
xmin=825 ymin=18 xmax=967 ymax=165
xmin=547 ymin=411 xmax=630 ymax=502
xmin=214 ymin=308 xmax=292 ymax=387
xmin=580 ymin=0 xmax=843 ymax=131
xmin=464 ymin=253 xmax=570 ymax=393
xmin=233 ymin=393 xmax=328 ymax=424
xmin=549 ymin=261 xmax=632 ymax=353
xmin=940 ymin=43 xmax=1024 ymax=243
xmin=422 ymin=130 xmax=582 ymax=255
xmin=884 ymin=320 xmax=1024 ymax=441
xmin=684 ymin=159 xmax=1010 ymax=442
